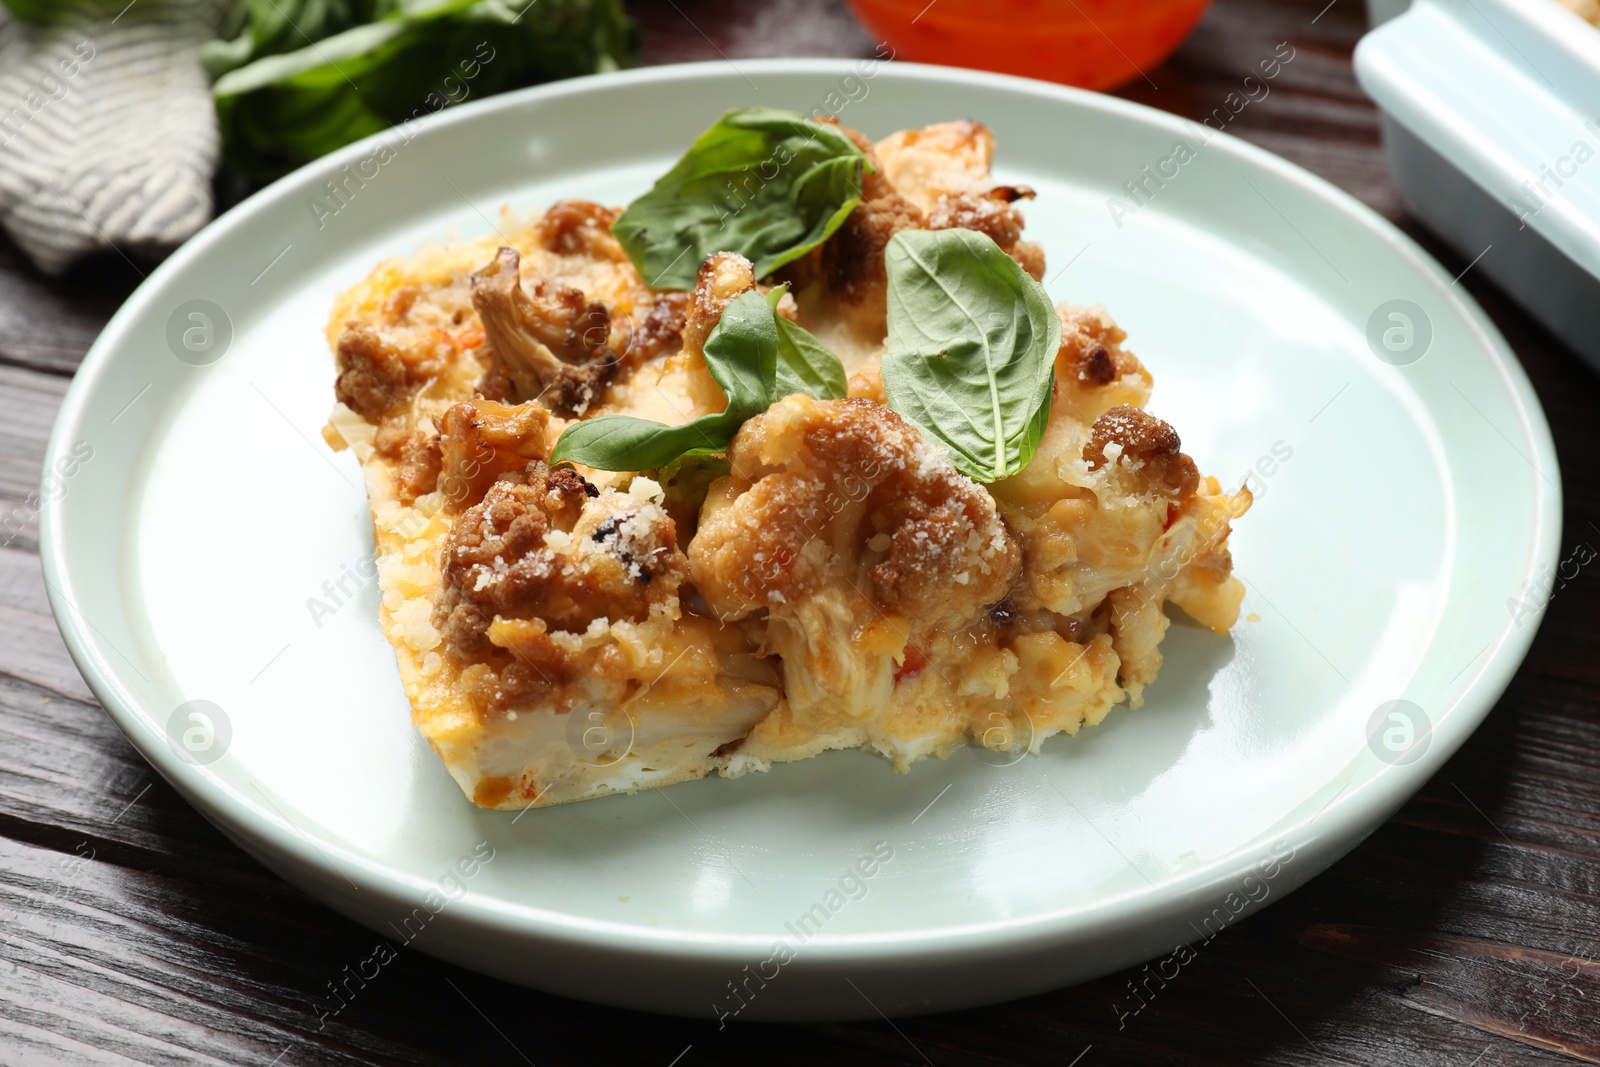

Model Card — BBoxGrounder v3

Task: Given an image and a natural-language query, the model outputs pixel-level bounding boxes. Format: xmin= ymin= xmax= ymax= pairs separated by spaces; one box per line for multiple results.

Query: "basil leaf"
xmin=612 ymin=108 xmax=867 ymax=290
xmin=768 ymin=286 xmax=847 ymax=401
xmin=203 ymin=0 xmax=375 ymax=80
xmin=209 ymin=0 xmax=638 ymax=178
xmin=881 ymin=229 xmax=1061 ymax=483
xmin=551 ymin=289 xmax=779 ymax=470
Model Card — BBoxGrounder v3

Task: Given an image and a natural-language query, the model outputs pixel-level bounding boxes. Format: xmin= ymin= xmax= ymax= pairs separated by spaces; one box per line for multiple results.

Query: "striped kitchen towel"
xmin=0 ymin=0 xmax=227 ymax=275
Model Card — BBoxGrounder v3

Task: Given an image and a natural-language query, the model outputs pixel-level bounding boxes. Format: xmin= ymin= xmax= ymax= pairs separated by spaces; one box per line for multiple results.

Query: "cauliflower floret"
xmin=470 ymin=246 xmax=621 ymax=417
xmin=662 ymin=251 xmax=762 ymax=416
xmin=874 ymin=120 xmax=997 ymax=209
xmin=436 ymin=398 xmax=552 ymax=511
xmin=683 ymin=251 xmax=757 ymax=358
xmin=997 ymin=402 xmax=1205 ymax=619
xmin=534 ymin=199 xmax=627 ymax=261
xmin=690 ymin=395 xmax=1022 ymax=719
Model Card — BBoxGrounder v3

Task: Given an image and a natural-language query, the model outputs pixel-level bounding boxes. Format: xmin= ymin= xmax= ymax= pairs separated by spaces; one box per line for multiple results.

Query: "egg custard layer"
xmin=322 ymin=120 xmax=1249 ymax=809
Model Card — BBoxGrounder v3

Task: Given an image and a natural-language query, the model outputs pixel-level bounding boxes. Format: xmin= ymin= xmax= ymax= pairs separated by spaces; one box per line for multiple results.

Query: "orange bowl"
xmin=846 ymin=0 xmax=1212 ymax=91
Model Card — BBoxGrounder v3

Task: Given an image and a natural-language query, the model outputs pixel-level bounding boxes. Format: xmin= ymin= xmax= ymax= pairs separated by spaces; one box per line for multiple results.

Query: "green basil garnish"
xmin=769 ymin=286 xmax=848 ymax=402
xmin=552 ymin=284 xmax=845 ymax=470
xmin=880 ymin=229 xmax=1060 ymax=483
xmin=206 ymin=0 xmax=638 ymax=179
xmin=552 ymin=288 xmax=776 ymax=470
xmin=612 ymin=108 xmax=868 ymax=290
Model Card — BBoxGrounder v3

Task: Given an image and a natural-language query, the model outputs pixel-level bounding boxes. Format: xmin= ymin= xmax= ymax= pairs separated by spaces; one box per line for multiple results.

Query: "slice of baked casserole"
xmin=322 ymin=112 xmax=1249 ymax=809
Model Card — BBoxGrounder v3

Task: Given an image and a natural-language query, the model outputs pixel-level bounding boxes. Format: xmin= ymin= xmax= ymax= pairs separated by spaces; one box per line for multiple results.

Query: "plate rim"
xmin=39 ymin=57 xmax=1563 ymax=966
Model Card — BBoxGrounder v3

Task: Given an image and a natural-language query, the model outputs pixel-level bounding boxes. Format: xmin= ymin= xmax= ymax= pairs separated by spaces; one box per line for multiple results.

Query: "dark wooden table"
xmin=3 ymin=1 xmax=1597 ymax=1063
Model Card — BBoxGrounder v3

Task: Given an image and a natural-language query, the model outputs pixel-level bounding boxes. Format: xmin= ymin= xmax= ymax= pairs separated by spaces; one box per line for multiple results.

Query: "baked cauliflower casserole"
xmin=322 ymin=111 xmax=1250 ymax=809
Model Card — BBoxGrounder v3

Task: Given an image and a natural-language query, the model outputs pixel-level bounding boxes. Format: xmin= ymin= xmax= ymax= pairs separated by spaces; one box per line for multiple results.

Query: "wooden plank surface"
xmin=2 ymin=0 xmax=1598 ymax=1063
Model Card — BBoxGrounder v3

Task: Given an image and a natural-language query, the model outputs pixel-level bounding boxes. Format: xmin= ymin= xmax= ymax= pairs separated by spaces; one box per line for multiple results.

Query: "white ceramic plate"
xmin=40 ymin=60 xmax=1560 ymax=1020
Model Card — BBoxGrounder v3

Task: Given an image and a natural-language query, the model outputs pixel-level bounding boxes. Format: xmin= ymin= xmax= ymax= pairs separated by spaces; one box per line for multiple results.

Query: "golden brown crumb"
xmin=821 ymin=188 xmax=923 ymax=313
xmin=1075 ymin=344 xmax=1117 ymax=386
xmin=1057 ymin=307 xmax=1144 ymax=385
xmin=434 ymin=466 xmax=686 ymax=658
xmin=374 ymin=421 xmax=442 ymax=504
xmin=334 ymin=323 xmax=422 ymax=420
xmin=536 ymin=200 xmax=624 ymax=259
xmin=791 ymin=119 xmax=928 ymax=321
xmin=691 ymin=395 xmax=1021 ymax=631
xmin=1045 ymin=305 xmax=1154 ymax=424
xmin=925 ymin=186 xmax=1045 ymax=281
xmin=623 ymin=291 xmax=689 ymax=363
xmin=682 ymin=252 xmax=756 ymax=358
xmin=789 ymin=120 xmax=1046 ymax=329
xmin=1084 ymin=405 xmax=1200 ymax=501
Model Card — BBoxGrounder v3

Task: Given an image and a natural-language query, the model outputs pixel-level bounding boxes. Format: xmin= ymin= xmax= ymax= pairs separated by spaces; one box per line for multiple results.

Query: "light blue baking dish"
xmin=1358 ymin=0 xmax=1600 ymax=369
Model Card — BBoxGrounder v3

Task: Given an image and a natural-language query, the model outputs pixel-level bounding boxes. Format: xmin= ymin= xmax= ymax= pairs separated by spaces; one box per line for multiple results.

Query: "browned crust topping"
xmin=801 ymin=118 xmax=928 ymax=308
xmin=823 ymin=191 xmax=924 ymax=303
xmin=800 ymin=120 xmax=1045 ymax=305
xmin=683 ymin=252 xmax=756 ymax=357
xmin=375 ymin=422 xmax=442 ymax=504
xmin=470 ymin=247 xmax=620 ymax=417
xmin=535 ymin=200 xmax=623 ymax=258
xmin=1075 ymin=344 xmax=1117 ymax=386
xmin=1055 ymin=306 xmax=1147 ymax=392
xmin=925 ymin=187 xmax=1045 ymax=281
xmin=434 ymin=466 xmax=686 ymax=657
xmin=691 ymin=395 xmax=1022 ymax=631
xmin=1084 ymin=405 xmax=1200 ymax=500
xmin=334 ymin=323 xmax=422 ymax=421
xmin=870 ymin=476 xmax=1021 ymax=626
xmin=463 ymin=640 xmax=575 ymax=719
xmin=546 ymin=465 xmax=600 ymax=501
xmin=623 ymin=291 xmax=689 ymax=364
